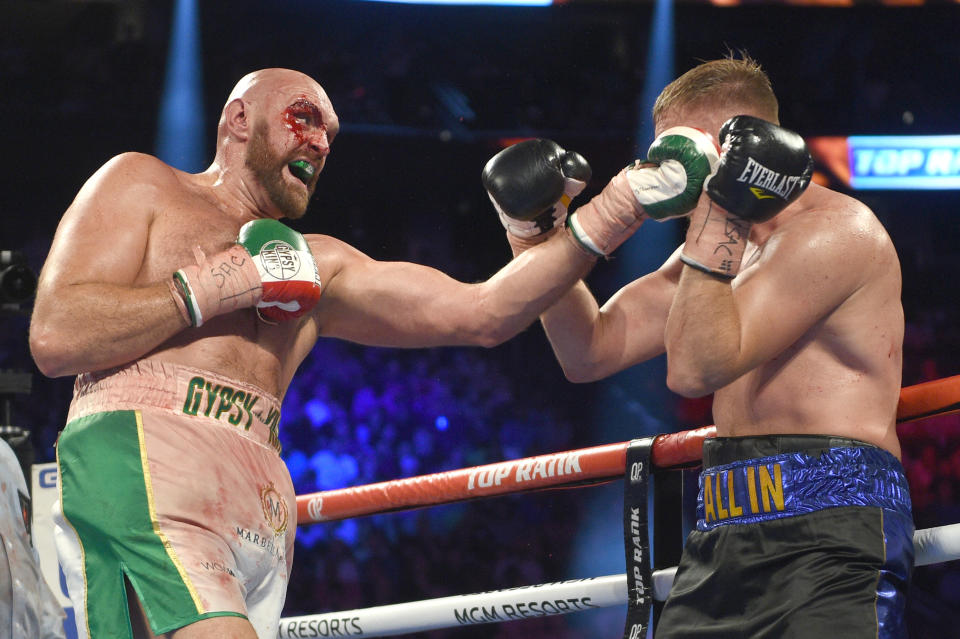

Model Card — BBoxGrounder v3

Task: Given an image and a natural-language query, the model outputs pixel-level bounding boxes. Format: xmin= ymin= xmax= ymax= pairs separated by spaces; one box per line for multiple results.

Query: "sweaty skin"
xmin=661 ymin=106 xmax=903 ymax=458
xmin=540 ymin=104 xmax=903 ymax=459
xmin=29 ymin=68 xmax=597 ymax=639
xmin=30 ymin=69 xmax=595 ymax=399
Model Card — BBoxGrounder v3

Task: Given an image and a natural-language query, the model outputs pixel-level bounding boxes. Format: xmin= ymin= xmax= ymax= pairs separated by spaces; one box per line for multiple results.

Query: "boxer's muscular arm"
xmin=474 ymin=131 xmax=713 ymax=381
xmin=665 ymin=117 xmax=821 ymax=396
xmin=539 ymin=251 xmax=681 ymax=382
xmin=309 ymin=231 xmax=595 ymax=348
xmin=664 ymin=204 xmax=877 ymax=397
xmin=29 ymin=154 xmax=187 ymax=377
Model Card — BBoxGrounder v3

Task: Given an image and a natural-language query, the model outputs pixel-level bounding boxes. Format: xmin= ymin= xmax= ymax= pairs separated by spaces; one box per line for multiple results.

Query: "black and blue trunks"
xmin=656 ymin=434 xmax=914 ymax=639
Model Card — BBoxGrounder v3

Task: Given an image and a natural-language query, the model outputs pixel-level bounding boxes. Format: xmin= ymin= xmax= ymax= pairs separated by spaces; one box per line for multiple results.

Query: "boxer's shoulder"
xmin=92 ymin=152 xmax=181 ymax=189
xmin=765 ymin=184 xmax=889 ymax=259
xmin=75 ymin=152 xmax=189 ymax=221
xmin=302 ymin=233 xmax=362 ymax=283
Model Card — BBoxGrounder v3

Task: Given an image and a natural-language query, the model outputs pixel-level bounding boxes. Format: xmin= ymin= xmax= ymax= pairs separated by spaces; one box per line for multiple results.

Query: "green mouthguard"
xmin=289 ymin=160 xmax=314 ymax=182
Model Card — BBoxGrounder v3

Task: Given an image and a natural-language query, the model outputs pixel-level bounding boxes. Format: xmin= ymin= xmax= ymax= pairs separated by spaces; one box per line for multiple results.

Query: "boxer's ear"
xmin=224 ymin=98 xmax=250 ymax=141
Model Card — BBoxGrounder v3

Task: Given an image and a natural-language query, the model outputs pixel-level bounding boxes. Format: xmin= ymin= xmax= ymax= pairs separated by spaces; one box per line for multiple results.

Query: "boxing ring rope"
xmin=296 ymin=375 xmax=960 ymax=525
xmin=280 ymin=375 xmax=960 ymax=637
xmin=280 ymin=534 xmax=960 ymax=639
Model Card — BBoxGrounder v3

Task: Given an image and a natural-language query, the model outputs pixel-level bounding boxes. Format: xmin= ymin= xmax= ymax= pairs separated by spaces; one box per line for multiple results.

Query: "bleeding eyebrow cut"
xmin=282 ymin=98 xmax=325 ymax=144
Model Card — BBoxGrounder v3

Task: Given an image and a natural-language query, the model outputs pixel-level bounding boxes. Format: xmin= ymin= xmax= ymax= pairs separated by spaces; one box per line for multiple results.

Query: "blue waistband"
xmin=697 ymin=444 xmax=912 ymax=531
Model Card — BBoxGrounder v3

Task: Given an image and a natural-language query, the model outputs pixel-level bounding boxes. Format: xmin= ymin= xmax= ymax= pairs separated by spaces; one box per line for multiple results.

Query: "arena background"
xmin=2 ymin=0 xmax=959 ymax=636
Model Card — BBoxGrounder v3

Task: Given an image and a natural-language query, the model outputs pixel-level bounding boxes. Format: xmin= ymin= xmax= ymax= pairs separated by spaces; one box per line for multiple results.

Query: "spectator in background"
xmin=0 ymin=436 xmax=65 ymax=638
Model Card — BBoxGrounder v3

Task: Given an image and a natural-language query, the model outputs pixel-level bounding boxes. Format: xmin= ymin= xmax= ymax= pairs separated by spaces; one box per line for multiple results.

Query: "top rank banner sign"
xmin=810 ymin=135 xmax=960 ymax=190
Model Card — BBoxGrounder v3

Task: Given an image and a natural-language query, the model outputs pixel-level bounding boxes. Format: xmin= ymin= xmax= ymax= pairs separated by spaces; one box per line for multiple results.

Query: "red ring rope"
xmin=296 ymin=374 xmax=960 ymax=524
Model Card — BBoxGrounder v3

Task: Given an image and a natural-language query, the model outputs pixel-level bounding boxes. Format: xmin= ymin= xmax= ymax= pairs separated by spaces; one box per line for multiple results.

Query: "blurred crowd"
xmin=276 ymin=339 xmax=588 ymax=639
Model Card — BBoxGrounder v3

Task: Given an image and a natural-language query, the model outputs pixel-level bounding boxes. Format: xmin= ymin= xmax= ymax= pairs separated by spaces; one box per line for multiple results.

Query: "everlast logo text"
xmin=736 ymin=157 xmax=805 ymax=201
xmin=182 ymin=376 xmax=281 ymax=451
xmin=702 ymin=462 xmax=785 ymax=524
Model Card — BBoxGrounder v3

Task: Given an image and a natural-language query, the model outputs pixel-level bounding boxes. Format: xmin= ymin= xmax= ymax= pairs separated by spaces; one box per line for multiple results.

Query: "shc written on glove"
xmin=171 ymin=219 xmax=321 ymax=326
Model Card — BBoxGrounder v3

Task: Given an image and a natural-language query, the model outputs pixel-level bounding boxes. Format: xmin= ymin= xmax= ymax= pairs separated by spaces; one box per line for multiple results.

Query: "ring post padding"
xmin=622 ymin=437 xmax=655 ymax=639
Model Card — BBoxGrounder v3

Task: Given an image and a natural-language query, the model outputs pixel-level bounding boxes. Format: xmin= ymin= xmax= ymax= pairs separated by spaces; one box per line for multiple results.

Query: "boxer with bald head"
xmin=499 ymin=54 xmax=912 ymax=637
xmin=27 ymin=67 xmax=626 ymax=639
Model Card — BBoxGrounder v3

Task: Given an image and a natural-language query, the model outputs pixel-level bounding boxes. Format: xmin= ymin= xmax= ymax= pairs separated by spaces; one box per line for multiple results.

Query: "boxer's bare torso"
xmin=708 ymin=183 xmax=904 ymax=457
xmin=33 ymin=152 xmax=315 ymax=398
xmin=32 ymin=150 xmax=597 ymax=403
xmin=30 ymin=67 xmax=604 ymax=639
xmin=135 ymin=159 xmax=322 ymax=397
xmin=539 ymin=182 xmax=904 ymax=458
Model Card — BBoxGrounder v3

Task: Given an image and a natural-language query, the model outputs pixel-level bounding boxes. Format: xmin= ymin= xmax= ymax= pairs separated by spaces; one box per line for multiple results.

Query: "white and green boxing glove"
xmin=566 ymin=126 xmax=720 ymax=257
xmin=170 ymin=219 xmax=322 ymax=326
xmin=240 ymin=219 xmax=322 ymax=322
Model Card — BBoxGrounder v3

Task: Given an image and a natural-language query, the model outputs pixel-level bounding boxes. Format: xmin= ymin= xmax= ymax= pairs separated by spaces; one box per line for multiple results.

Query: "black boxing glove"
xmin=482 ymin=139 xmax=591 ymax=253
xmin=680 ymin=116 xmax=814 ymax=279
xmin=704 ymin=115 xmax=814 ymax=223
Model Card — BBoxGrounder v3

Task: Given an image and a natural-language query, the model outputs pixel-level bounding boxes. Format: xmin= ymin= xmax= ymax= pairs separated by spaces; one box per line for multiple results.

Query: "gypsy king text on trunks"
xmin=181 ymin=375 xmax=282 ymax=451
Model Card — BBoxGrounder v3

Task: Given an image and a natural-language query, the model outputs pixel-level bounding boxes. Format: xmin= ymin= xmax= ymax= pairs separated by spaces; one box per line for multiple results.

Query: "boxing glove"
xmin=240 ymin=219 xmax=322 ymax=322
xmin=680 ymin=116 xmax=813 ymax=279
xmin=704 ymin=115 xmax=813 ymax=223
xmin=483 ymin=138 xmax=592 ymax=255
xmin=171 ymin=219 xmax=321 ymax=326
xmin=637 ymin=126 xmax=721 ymax=220
xmin=566 ymin=126 xmax=719 ymax=257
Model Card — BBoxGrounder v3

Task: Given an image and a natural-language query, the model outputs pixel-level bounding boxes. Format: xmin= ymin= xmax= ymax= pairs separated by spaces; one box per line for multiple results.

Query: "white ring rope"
xmin=279 ymin=523 xmax=960 ymax=639
xmin=278 ymin=524 xmax=960 ymax=638
xmin=914 ymin=522 xmax=960 ymax=567
xmin=278 ymin=571 xmax=664 ymax=638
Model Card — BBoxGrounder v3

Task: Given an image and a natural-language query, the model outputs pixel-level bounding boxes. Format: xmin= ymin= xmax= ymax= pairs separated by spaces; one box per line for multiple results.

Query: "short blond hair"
xmin=653 ymin=53 xmax=779 ymax=128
